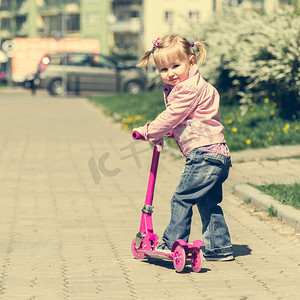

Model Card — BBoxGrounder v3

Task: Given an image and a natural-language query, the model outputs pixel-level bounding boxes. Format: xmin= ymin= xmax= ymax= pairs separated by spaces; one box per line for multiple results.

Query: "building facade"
xmin=0 ymin=0 xmax=110 ymax=54
xmin=0 ymin=0 xmax=294 ymax=59
xmin=142 ymin=0 xmax=213 ymax=52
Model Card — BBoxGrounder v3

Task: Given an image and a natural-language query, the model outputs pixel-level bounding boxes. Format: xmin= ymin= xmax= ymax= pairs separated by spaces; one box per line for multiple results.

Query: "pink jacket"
xmin=142 ymin=65 xmax=226 ymax=156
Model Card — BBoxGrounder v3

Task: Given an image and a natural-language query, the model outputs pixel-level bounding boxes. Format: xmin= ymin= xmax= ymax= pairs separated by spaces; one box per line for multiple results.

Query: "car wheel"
xmin=48 ymin=79 xmax=65 ymax=96
xmin=125 ymin=81 xmax=142 ymax=94
xmin=23 ymin=81 xmax=32 ymax=89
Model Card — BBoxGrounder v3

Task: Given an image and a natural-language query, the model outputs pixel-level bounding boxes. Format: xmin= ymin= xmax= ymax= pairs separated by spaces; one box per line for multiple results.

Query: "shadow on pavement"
xmin=232 ymin=244 xmax=252 ymax=258
xmin=140 ymin=258 xmax=212 ymax=274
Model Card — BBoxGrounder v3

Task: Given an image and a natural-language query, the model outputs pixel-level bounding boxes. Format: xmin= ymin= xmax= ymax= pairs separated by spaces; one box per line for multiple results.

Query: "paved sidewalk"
xmin=0 ymin=91 xmax=300 ymax=299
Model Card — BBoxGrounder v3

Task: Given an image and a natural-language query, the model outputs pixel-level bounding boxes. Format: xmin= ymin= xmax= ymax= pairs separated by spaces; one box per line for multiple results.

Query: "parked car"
xmin=0 ymin=71 xmax=6 ymax=84
xmin=23 ymin=73 xmax=40 ymax=89
xmin=28 ymin=52 xmax=147 ymax=96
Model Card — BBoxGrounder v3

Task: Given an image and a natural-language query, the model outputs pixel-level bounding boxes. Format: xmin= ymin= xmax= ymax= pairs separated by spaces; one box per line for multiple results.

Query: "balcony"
xmin=0 ymin=29 xmax=13 ymax=39
xmin=38 ymin=2 xmax=79 ymax=15
xmin=110 ymin=18 xmax=140 ymax=33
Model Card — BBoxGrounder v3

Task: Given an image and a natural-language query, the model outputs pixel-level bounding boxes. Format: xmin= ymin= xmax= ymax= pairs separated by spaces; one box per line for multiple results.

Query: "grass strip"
xmin=252 ymin=183 xmax=300 ymax=210
xmin=89 ymin=91 xmax=300 ymax=152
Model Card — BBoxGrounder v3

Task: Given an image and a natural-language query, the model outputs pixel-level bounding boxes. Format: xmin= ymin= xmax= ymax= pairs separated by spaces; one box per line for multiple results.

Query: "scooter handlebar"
xmin=132 ymin=131 xmax=144 ymax=140
xmin=132 ymin=130 xmax=174 ymax=140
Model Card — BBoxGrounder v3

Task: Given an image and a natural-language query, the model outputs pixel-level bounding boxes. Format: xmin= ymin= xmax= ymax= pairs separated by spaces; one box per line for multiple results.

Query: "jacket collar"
xmin=188 ymin=64 xmax=199 ymax=78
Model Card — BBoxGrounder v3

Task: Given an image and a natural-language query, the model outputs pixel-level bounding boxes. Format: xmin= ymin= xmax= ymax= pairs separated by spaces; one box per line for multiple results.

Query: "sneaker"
xmin=155 ymin=242 xmax=171 ymax=254
xmin=204 ymin=253 xmax=234 ymax=261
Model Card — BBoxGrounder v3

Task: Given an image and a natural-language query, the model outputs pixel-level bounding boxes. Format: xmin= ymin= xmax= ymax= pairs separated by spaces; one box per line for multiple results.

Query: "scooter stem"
xmin=145 ymin=146 xmax=160 ymax=206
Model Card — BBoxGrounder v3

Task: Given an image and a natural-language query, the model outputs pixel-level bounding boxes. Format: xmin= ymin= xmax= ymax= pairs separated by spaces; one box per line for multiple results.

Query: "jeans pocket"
xmin=203 ymin=153 xmax=226 ymax=166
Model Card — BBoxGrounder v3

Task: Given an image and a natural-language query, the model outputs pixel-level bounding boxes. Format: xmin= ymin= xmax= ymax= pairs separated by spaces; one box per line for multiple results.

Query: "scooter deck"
xmin=136 ymin=241 xmax=204 ymax=261
xmin=141 ymin=251 xmax=173 ymax=260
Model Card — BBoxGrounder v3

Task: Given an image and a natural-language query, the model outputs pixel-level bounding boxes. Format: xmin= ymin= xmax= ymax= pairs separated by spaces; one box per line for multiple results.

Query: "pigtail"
xmin=137 ymin=50 xmax=153 ymax=71
xmin=193 ymin=41 xmax=207 ymax=66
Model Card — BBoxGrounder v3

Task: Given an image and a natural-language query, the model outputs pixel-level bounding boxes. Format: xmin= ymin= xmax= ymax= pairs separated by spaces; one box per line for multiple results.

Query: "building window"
xmin=58 ymin=13 xmax=80 ymax=32
xmin=189 ymin=11 xmax=200 ymax=21
xmin=1 ymin=19 xmax=11 ymax=30
xmin=165 ymin=11 xmax=174 ymax=23
xmin=66 ymin=14 xmax=80 ymax=32
xmin=16 ymin=0 xmax=26 ymax=10
xmin=16 ymin=16 xmax=27 ymax=31
xmin=222 ymin=0 xmax=243 ymax=6
xmin=131 ymin=11 xmax=139 ymax=18
xmin=0 ymin=0 xmax=11 ymax=10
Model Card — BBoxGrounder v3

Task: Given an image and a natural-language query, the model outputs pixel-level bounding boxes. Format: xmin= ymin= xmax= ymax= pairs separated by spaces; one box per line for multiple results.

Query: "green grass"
xmin=89 ymin=91 xmax=300 ymax=152
xmin=252 ymin=183 xmax=300 ymax=210
xmin=89 ymin=91 xmax=164 ymax=130
xmin=90 ymin=92 xmax=300 ymax=211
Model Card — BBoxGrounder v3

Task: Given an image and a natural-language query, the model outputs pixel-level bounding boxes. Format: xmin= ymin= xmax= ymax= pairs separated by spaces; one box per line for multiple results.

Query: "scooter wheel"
xmin=131 ymin=238 xmax=144 ymax=259
xmin=191 ymin=249 xmax=203 ymax=273
xmin=173 ymin=245 xmax=186 ymax=272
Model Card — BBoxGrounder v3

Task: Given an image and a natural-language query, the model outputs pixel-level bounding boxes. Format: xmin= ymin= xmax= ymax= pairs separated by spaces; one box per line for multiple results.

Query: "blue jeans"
xmin=162 ymin=148 xmax=233 ymax=256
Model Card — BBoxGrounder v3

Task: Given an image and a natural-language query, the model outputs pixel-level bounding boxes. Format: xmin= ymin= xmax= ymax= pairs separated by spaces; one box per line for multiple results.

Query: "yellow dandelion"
xmin=270 ymin=110 xmax=275 ymax=116
xmin=272 ymin=102 xmax=277 ymax=107
xmin=226 ymin=119 xmax=233 ymax=125
xmin=246 ymin=139 xmax=251 ymax=145
xmin=125 ymin=116 xmax=133 ymax=123
xmin=123 ymin=124 xmax=129 ymax=130
xmin=283 ymin=123 xmax=290 ymax=133
xmin=267 ymin=137 xmax=272 ymax=142
xmin=264 ymin=98 xmax=269 ymax=103
xmin=295 ymin=125 xmax=299 ymax=130
xmin=266 ymin=132 xmax=270 ymax=136
xmin=232 ymin=127 xmax=238 ymax=133
xmin=134 ymin=115 xmax=142 ymax=121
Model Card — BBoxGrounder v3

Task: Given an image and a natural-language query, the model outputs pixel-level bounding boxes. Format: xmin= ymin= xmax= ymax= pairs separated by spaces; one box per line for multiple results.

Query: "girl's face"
xmin=156 ymin=55 xmax=195 ymax=86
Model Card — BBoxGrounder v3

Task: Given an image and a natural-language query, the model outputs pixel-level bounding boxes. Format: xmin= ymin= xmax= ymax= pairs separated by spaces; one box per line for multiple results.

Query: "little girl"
xmin=133 ymin=34 xmax=233 ymax=261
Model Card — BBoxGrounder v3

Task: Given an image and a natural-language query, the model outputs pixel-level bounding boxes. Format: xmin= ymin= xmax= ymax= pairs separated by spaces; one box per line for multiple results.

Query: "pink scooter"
xmin=131 ymin=131 xmax=205 ymax=273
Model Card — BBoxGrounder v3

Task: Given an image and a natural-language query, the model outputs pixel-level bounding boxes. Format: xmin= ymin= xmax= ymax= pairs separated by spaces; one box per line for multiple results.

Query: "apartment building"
xmin=0 ymin=0 xmax=110 ymax=54
xmin=0 ymin=0 xmax=293 ymax=59
xmin=110 ymin=0 xmax=214 ymax=58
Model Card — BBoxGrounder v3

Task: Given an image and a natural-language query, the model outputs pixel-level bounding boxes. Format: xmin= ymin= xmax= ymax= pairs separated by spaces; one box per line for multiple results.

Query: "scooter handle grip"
xmin=168 ymin=130 xmax=174 ymax=138
xmin=132 ymin=131 xmax=144 ymax=140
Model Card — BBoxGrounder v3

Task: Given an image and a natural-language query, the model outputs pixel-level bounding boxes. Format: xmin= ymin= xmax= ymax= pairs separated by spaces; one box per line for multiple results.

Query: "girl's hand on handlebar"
xmin=132 ymin=127 xmax=146 ymax=140
xmin=132 ymin=128 xmax=163 ymax=152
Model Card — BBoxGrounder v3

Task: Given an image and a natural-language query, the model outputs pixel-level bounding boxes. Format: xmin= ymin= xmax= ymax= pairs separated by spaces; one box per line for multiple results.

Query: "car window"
xmin=67 ymin=54 xmax=91 ymax=66
xmin=49 ymin=55 xmax=62 ymax=65
xmin=91 ymin=55 xmax=115 ymax=69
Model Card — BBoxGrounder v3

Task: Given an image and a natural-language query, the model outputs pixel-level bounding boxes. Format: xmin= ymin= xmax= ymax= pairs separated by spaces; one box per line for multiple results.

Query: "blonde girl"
xmin=133 ymin=34 xmax=233 ymax=261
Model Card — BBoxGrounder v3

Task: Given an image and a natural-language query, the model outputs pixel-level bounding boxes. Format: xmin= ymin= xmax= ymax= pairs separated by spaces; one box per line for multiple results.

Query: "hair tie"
xmin=190 ymin=42 xmax=194 ymax=47
xmin=152 ymin=38 xmax=161 ymax=51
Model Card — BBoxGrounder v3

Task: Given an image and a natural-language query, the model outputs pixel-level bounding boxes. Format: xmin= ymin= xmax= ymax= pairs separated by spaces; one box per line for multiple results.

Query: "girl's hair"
xmin=137 ymin=34 xmax=206 ymax=70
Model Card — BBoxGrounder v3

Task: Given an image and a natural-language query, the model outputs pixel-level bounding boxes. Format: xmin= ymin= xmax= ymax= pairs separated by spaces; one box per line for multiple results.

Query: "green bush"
xmin=187 ymin=7 xmax=300 ymax=119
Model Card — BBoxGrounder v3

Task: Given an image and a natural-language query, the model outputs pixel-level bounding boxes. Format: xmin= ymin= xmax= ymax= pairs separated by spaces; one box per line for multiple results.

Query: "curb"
xmin=234 ymin=183 xmax=300 ymax=232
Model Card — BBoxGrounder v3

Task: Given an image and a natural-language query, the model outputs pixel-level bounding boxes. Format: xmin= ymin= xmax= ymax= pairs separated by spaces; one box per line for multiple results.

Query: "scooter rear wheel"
xmin=173 ymin=245 xmax=186 ymax=272
xmin=131 ymin=238 xmax=145 ymax=259
xmin=191 ymin=249 xmax=203 ymax=273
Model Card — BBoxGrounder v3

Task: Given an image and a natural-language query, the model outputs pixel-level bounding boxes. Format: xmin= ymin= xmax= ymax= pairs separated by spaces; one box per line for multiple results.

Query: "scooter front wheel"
xmin=191 ymin=249 xmax=203 ymax=273
xmin=173 ymin=245 xmax=186 ymax=272
xmin=131 ymin=238 xmax=145 ymax=259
